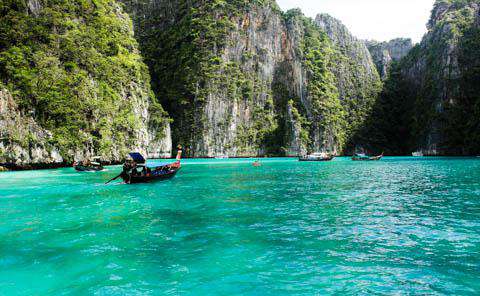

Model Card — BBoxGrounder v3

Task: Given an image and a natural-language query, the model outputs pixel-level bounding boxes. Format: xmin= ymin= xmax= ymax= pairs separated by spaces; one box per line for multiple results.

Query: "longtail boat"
xmin=412 ymin=151 xmax=424 ymax=157
xmin=352 ymin=153 xmax=383 ymax=161
xmin=106 ymin=147 xmax=182 ymax=184
xmin=74 ymin=157 xmax=104 ymax=172
xmin=299 ymin=152 xmax=335 ymax=162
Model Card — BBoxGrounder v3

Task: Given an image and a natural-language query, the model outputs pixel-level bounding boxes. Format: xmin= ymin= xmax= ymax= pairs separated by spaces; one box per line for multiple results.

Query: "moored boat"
xmin=352 ymin=153 xmax=383 ymax=161
xmin=74 ymin=157 xmax=104 ymax=172
xmin=412 ymin=151 xmax=424 ymax=157
xmin=299 ymin=152 xmax=335 ymax=162
xmin=106 ymin=147 xmax=182 ymax=184
xmin=215 ymin=155 xmax=229 ymax=159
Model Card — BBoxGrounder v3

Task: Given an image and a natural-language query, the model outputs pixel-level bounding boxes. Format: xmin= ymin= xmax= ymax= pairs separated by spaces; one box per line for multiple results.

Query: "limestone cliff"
xmin=366 ymin=38 xmax=413 ymax=79
xmin=0 ymin=87 xmax=63 ymax=166
xmin=368 ymin=0 xmax=480 ymax=155
xmin=315 ymin=14 xmax=382 ymax=150
xmin=0 ymin=0 xmax=171 ymax=167
xmin=122 ymin=1 xmax=381 ymax=157
xmin=401 ymin=0 xmax=480 ymax=155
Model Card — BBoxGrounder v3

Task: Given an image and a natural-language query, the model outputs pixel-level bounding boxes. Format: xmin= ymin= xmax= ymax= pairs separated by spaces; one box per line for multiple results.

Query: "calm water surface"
xmin=0 ymin=157 xmax=479 ymax=295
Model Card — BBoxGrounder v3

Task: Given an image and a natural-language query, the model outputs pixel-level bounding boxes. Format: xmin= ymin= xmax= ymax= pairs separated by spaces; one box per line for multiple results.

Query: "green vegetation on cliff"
xmin=314 ymin=14 xmax=382 ymax=152
xmin=0 ymin=0 xmax=168 ymax=160
xmin=287 ymin=10 xmax=347 ymax=152
xmin=129 ymin=0 xmax=280 ymax=155
xmin=12 ymin=0 xmax=479 ymax=159
xmin=364 ymin=0 xmax=480 ymax=155
xmin=125 ymin=1 xmax=358 ymax=156
xmin=360 ymin=62 xmax=416 ymax=155
xmin=444 ymin=21 xmax=480 ymax=153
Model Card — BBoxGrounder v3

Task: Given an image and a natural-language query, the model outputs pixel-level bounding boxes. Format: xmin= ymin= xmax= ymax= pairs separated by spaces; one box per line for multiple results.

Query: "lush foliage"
xmin=322 ymin=23 xmax=383 ymax=152
xmin=444 ymin=24 xmax=480 ymax=154
xmin=124 ymin=1 xmax=381 ymax=156
xmin=363 ymin=0 xmax=480 ymax=155
xmin=128 ymin=0 xmax=279 ymax=156
xmin=359 ymin=62 xmax=416 ymax=155
xmin=0 ymin=0 xmax=168 ymax=160
xmin=299 ymin=14 xmax=347 ymax=152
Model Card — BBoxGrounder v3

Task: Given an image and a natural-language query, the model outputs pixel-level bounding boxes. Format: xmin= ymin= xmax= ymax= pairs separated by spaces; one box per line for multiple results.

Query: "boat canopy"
xmin=129 ymin=152 xmax=146 ymax=164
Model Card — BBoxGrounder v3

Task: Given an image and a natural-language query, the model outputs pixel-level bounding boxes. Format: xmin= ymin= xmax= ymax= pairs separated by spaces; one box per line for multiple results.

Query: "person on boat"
xmin=122 ymin=159 xmax=136 ymax=175
xmin=176 ymin=145 xmax=183 ymax=161
xmin=170 ymin=145 xmax=182 ymax=169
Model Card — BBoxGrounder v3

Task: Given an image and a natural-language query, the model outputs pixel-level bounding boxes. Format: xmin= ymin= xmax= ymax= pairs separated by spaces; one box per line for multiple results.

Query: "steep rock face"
xmin=402 ymin=0 xmax=479 ymax=155
xmin=194 ymin=4 xmax=284 ymax=157
xmin=368 ymin=0 xmax=480 ymax=155
xmin=122 ymin=1 xmax=380 ymax=157
xmin=315 ymin=14 xmax=382 ymax=150
xmin=366 ymin=38 xmax=413 ymax=79
xmin=122 ymin=0 xmax=285 ymax=156
xmin=0 ymin=0 xmax=171 ymax=166
xmin=0 ymin=87 xmax=63 ymax=165
xmin=282 ymin=10 xmax=347 ymax=155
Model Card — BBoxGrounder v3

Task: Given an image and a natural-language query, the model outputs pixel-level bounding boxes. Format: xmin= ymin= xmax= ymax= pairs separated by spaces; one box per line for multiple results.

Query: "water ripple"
xmin=0 ymin=157 xmax=479 ymax=294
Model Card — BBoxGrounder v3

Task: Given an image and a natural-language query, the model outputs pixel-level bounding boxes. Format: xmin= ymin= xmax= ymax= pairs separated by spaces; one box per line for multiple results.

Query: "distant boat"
xmin=412 ymin=151 xmax=424 ymax=157
xmin=215 ymin=155 xmax=229 ymax=159
xmin=74 ymin=157 xmax=104 ymax=172
xmin=352 ymin=153 xmax=383 ymax=161
xmin=299 ymin=152 xmax=335 ymax=162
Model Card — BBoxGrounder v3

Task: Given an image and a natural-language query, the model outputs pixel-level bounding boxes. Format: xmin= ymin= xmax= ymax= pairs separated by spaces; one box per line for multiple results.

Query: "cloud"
xmin=276 ymin=0 xmax=435 ymax=43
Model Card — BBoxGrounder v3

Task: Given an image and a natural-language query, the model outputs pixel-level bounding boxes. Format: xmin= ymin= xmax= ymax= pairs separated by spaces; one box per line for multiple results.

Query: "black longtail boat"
xmin=74 ymin=157 xmax=104 ymax=172
xmin=106 ymin=147 xmax=182 ymax=184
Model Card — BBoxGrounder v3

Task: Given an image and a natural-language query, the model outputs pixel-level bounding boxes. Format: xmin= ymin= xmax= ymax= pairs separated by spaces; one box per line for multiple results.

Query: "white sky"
xmin=276 ymin=0 xmax=435 ymax=43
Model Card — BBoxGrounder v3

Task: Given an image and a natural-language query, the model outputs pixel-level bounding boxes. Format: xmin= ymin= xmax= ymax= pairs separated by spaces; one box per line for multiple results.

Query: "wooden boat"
xmin=74 ymin=157 xmax=104 ymax=171
xmin=121 ymin=161 xmax=181 ymax=184
xmin=215 ymin=155 xmax=229 ymax=159
xmin=299 ymin=152 xmax=335 ymax=162
xmin=412 ymin=151 xmax=424 ymax=157
xmin=352 ymin=153 xmax=383 ymax=161
xmin=107 ymin=148 xmax=182 ymax=184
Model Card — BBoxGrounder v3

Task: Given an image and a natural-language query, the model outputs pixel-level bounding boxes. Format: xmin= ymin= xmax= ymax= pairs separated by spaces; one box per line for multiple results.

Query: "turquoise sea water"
xmin=0 ymin=157 xmax=479 ymax=295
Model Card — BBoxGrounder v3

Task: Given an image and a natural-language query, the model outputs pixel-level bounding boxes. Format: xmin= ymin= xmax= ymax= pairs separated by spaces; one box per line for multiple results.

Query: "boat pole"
xmin=105 ymin=174 xmax=122 ymax=184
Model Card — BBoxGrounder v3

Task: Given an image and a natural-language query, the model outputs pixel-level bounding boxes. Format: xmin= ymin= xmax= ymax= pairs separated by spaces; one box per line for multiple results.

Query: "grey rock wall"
xmin=0 ymin=88 xmax=63 ymax=165
xmin=366 ymin=38 xmax=413 ymax=79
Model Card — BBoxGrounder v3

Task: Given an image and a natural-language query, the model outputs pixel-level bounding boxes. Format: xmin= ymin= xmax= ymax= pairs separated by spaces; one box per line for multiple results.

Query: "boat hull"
xmin=299 ymin=156 xmax=335 ymax=162
xmin=74 ymin=165 xmax=104 ymax=172
xmin=122 ymin=167 xmax=180 ymax=184
xmin=352 ymin=155 xmax=383 ymax=161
